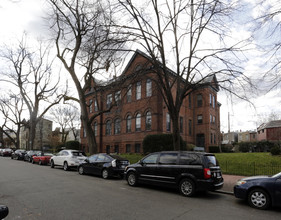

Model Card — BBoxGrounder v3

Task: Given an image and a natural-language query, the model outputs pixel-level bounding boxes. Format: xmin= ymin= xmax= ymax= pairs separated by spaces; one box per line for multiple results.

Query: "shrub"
xmin=143 ymin=134 xmax=186 ymax=153
xmin=271 ymin=146 xmax=281 ymax=155
xmin=238 ymin=142 xmax=251 ymax=152
xmin=209 ymin=146 xmax=220 ymax=153
xmin=186 ymin=144 xmax=196 ymax=151
xmin=64 ymin=141 xmax=81 ymax=150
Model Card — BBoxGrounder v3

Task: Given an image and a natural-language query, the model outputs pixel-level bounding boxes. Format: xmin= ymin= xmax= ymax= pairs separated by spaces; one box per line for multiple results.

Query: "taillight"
xmin=204 ymin=168 xmax=211 ymax=179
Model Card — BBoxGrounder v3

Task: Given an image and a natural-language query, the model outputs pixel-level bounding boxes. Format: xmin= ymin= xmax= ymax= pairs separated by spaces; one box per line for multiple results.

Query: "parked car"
xmin=24 ymin=151 xmax=41 ymax=162
xmin=32 ymin=152 xmax=53 ymax=165
xmin=124 ymin=151 xmax=223 ymax=196
xmin=0 ymin=148 xmax=13 ymax=157
xmin=0 ymin=205 xmax=9 ymax=219
xmin=50 ymin=150 xmax=86 ymax=171
xmin=234 ymin=172 xmax=281 ymax=210
xmin=78 ymin=153 xmax=130 ymax=179
xmin=11 ymin=149 xmax=27 ymax=160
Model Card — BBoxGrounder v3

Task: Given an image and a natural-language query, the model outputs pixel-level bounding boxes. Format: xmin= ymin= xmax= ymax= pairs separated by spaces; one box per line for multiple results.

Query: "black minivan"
xmin=124 ymin=151 xmax=223 ymax=196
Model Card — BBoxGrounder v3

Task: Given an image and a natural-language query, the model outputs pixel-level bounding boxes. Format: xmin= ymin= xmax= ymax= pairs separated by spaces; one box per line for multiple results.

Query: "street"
xmin=0 ymin=157 xmax=280 ymax=220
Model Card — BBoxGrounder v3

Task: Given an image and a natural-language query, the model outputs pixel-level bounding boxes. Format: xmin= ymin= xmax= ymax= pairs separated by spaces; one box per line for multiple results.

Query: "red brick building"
xmin=81 ymin=50 xmax=221 ymax=153
xmin=257 ymin=120 xmax=281 ymax=142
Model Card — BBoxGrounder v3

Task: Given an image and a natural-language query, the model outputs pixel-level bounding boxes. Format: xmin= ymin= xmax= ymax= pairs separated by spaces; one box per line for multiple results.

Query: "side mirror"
xmin=0 ymin=205 xmax=9 ymax=219
xmin=85 ymin=158 xmax=89 ymax=163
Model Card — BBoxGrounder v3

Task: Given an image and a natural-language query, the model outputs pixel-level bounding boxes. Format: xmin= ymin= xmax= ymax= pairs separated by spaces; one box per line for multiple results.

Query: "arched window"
xmin=94 ymin=122 xmax=98 ymax=136
xmin=145 ymin=111 xmax=152 ymax=130
xmin=114 ymin=118 xmax=121 ymax=134
xmin=146 ymin=79 xmax=152 ymax=97
xmin=105 ymin=120 xmax=112 ymax=135
xmin=126 ymin=115 xmax=132 ymax=133
xmin=136 ymin=113 xmax=141 ymax=131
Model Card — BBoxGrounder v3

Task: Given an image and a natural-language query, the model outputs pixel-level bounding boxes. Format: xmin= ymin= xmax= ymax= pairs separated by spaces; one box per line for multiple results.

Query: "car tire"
xmin=50 ymin=160 xmax=54 ymax=168
xmin=248 ymin=188 xmax=271 ymax=210
xmin=78 ymin=166 xmax=84 ymax=175
xmin=127 ymin=172 xmax=137 ymax=186
xmin=179 ymin=178 xmax=195 ymax=197
xmin=102 ymin=169 xmax=109 ymax=179
xmin=63 ymin=162 xmax=69 ymax=171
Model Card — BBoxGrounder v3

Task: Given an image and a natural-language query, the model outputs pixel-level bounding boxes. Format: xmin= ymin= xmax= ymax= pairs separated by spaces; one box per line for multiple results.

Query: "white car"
xmin=50 ymin=149 xmax=87 ymax=171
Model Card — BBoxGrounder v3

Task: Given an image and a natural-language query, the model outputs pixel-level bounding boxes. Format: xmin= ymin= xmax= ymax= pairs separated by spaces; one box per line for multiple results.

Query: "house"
xmin=238 ymin=130 xmax=257 ymax=143
xmin=20 ymin=118 xmax=53 ymax=150
xmin=257 ymin=120 xmax=281 ymax=142
xmin=81 ymin=50 xmax=221 ymax=153
xmin=222 ymin=132 xmax=238 ymax=145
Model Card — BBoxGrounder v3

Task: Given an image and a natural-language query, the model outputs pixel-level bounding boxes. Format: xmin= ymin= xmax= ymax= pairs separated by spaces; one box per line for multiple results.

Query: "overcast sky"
xmin=0 ymin=0 xmax=281 ymax=133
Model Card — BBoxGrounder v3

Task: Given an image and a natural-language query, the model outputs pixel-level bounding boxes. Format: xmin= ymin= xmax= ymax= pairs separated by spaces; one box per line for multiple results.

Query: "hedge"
xmin=143 ymin=134 xmax=186 ymax=154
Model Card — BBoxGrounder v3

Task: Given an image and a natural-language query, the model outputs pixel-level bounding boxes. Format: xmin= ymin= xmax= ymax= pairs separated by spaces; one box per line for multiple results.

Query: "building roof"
xmin=257 ymin=120 xmax=281 ymax=131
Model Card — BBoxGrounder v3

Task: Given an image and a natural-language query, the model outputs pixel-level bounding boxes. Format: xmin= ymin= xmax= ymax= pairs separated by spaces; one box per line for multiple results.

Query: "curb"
xmin=215 ymin=190 xmax=234 ymax=195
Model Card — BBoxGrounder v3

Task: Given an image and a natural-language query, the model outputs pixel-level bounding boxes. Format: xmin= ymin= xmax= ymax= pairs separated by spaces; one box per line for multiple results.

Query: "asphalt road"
xmin=0 ymin=157 xmax=280 ymax=220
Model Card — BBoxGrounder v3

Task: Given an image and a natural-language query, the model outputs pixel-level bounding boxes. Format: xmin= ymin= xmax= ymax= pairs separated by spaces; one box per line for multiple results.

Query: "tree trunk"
xmin=171 ymin=114 xmax=181 ymax=151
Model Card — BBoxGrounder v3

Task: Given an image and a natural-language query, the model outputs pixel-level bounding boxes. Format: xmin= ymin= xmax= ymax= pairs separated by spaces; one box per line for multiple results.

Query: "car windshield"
xmin=205 ymin=155 xmax=219 ymax=167
xmin=72 ymin=151 xmax=86 ymax=156
xmin=272 ymin=172 xmax=281 ymax=178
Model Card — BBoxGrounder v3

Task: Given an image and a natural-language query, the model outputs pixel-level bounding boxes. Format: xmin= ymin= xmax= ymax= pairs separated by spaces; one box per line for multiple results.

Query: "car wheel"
xmin=127 ymin=172 xmax=137 ymax=186
xmin=102 ymin=169 xmax=109 ymax=179
xmin=248 ymin=189 xmax=271 ymax=210
xmin=78 ymin=166 xmax=84 ymax=175
xmin=50 ymin=160 xmax=54 ymax=168
xmin=63 ymin=162 xmax=69 ymax=171
xmin=179 ymin=179 xmax=195 ymax=197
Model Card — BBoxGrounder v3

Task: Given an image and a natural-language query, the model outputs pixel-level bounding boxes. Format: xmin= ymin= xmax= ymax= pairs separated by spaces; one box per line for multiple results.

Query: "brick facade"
xmin=81 ymin=51 xmax=221 ymax=153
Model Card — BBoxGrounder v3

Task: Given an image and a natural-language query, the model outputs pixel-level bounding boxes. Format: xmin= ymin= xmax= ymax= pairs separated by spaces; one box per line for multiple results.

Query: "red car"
xmin=32 ymin=152 xmax=53 ymax=165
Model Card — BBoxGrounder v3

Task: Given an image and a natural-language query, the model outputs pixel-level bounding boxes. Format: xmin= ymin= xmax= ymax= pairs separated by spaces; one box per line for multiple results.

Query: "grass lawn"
xmin=120 ymin=154 xmax=143 ymax=164
xmin=215 ymin=152 xmax=281 ymax=176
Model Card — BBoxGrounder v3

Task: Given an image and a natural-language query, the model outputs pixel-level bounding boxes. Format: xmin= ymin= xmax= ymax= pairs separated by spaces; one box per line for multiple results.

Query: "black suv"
xmin=124 ymin=151 xmax=223 ymax=196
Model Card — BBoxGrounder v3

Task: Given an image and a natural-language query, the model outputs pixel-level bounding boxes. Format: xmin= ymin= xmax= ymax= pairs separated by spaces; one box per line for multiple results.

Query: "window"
xmin=136 ymin=113 xmax=141 ymax=131
xmin=136 ymin=81 xmax=141 ymax=100
xmin=197 ymin=94 xmax=203 ymax=107
xmin=146 ymin=79 xmax=152 ymax=97
xmin=106 ymin=145 xmax=110 ymax=154
xmin=114 ymin=118 xmax=121 ymax=134
xmin=166 ymin=113 xmax=171 ymax=132
xmin=210 ymin=115 xmax=212 ymax=123
xmin=106 ymin=120 xmax=112 ymax=135
xmin=106 ymin=94 xmax=112 ymax=109
xmin=114 ymin=145 xmax=119 ymax=154
xmin=89 ymin=99 xmax=93 ymax=113
xmin=89 ymin=154 xmax=98 ymax=163
xmin=197 ymin=115 xmax=203 ymax=124
xmin=94 ymin=122 xmax=98 ymax=136
xmin=179 ymin=153 xmax=201 ymax=165
xmin=115 ymin=90 xmax=121 ymax=104
xmin=145 ymin=111 xmax=152 ymax=130
xmin=188 ymin=119 xmax=192 ymax=136
xmin=135 ymin=143 xmax=141 ymax=153
xmin=180 ymin=117 xmax=183 ymax=133
xmin=94 ymin=100 xmax=98 ymax=111
xmin=213 ymin=116 xmax=216 ymax=124
xmin=126 ymin=144 xmax=131 ymax=153
xmin=214 ymin=134 xmax=216 ymax=144
xmin=142 ymin=153 xmax=158 ymax=164
xmin=213 ymin=96 xmax=216 ymax=108
xmin=210 ymin=133 xmax=213 ymax=144
xmin=159 ymin=153 xmax=178 ymax=165
xmin=127 ymin=85 xmax=132 ymax=103
xmin=209 ymin=94 xmax=212 ymax=106
xmin=126 ymin=115 xmax=132 ymax=132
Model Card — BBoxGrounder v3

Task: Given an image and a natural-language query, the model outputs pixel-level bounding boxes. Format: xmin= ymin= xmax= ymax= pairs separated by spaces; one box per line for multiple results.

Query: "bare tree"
xmin=0 ymin=36 xmax=65 ymax=150
xmin=47 ymin=0 xmax=125 ymax=154
xmin=0 ymin=93 xmax=25 ymax=149
xmin=118 ymin=0 xmax=252 ymax=150
xmin=50 ymin=104 xmax=80 ymax=144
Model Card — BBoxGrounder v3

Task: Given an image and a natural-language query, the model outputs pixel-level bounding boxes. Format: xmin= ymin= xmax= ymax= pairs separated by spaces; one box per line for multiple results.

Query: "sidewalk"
xmin=216 ymin=174 xmax=246 ymax=195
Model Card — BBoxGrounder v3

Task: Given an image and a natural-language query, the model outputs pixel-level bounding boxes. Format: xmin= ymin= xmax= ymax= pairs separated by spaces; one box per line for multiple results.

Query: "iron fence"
xmin=219 ymin=161 xmax=281 ymax=176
